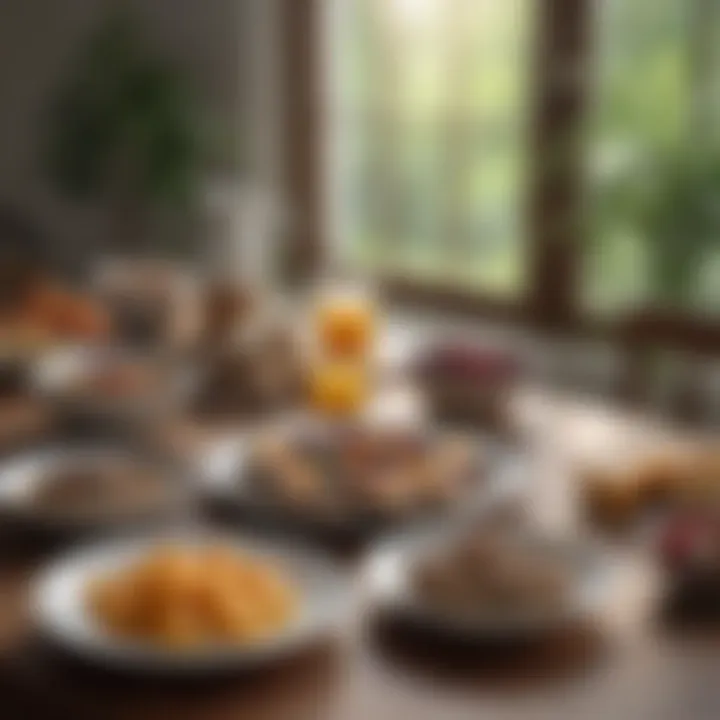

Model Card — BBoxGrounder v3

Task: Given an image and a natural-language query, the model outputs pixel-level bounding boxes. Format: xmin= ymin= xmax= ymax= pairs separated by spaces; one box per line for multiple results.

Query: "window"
xmin=330 ymin=0 xmax=532 ymax=297
xmin=285 ymin=0 xmax=719 ymax=351
xmin=588 ymin=0 xmax=720 ymax=317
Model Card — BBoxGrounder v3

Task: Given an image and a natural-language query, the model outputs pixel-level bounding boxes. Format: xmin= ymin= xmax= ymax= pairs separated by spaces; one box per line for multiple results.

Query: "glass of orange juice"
xmin=314 ymin=283 xmax=376 ymax=359
xmin=308 ymin=360 xmax=370 ymax=417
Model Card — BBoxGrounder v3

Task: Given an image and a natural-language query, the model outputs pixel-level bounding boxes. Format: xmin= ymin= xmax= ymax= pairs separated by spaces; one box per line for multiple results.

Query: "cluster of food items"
xmin=0 ymin=273 xmax=384 ymax=425
xmin=163 ymin=278 xmax=308 ymax=419
xmin=194 ymin=324 xmax=305 ymax=418
xmin=94 ymin=260 xmax=198 ymax=347
xmin=583 ymin=446 xmax=720 ymax=530
xmin=412 ymin=526 xmax=571 ymax=620
xmin=0 ymin=260 xmax=111 ymax=396
xmin=415 ymin=342 xmax=519 ymax=431
xmin=0 ymin=280 xmax=110 ymax=353
xmin=31 ymin=458 xmax=173 ymax=519
xmin=87 ymin=545 xmax=298 ymax=648
xmin=246 ymin=426 xmax=480 ymax=522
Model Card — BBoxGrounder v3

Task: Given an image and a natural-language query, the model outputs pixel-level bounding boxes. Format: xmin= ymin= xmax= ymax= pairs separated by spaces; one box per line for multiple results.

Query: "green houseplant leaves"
xmin=44 ymin=12 xmax=201 ymax=250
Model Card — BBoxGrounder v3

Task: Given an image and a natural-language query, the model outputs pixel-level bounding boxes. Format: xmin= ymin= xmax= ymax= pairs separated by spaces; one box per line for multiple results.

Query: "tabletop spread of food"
xmin=0 ymin=266 xmax=716 ymax=713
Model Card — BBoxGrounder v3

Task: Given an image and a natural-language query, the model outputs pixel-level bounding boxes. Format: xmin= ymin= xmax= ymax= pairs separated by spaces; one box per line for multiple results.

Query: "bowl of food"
xmin=32 ymin=347 xmax=194 ymax=431
xmin=652 ymin=508 xmax=720 ymax=620
xmin=0 ymin=446 xmax=189 ymax=533
xmin=366 ymin=523 xmax=607 ymax=639
xmin=203 ymin=421 xmax=516 ymax=543
xmin=32 ymin=534 xmax=349 ymax=673
xmin=415 ymin=342 xmax=520 ymax=432
xmin=0 ymin=281 xmax=111 ymax=395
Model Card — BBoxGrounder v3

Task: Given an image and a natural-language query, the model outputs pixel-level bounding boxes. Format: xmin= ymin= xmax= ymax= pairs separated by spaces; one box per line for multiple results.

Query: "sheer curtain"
xmin=329 ymin=0 xmax=532 ymax=295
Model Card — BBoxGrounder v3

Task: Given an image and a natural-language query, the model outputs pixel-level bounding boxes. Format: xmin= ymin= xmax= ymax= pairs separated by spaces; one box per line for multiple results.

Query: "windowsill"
xmin=378 ymin=304 xmax=720 ymax=428
xmin=380 ymin=274 xmax=720 ymax=356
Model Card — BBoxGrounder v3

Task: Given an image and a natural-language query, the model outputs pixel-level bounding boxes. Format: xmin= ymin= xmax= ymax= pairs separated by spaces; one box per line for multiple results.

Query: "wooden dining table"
xmin=0 ymin=388 xmax=716 ymax=720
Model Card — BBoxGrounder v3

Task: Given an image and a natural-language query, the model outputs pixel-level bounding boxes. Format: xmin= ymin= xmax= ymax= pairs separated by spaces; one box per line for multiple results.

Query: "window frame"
xmin=281 ymin=0 xmax=720 ymax=355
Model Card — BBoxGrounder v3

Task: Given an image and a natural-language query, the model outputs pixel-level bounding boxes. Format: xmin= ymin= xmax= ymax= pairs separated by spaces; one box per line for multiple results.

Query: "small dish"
xmin=0 ymin=445 xmax=189 ymax=533
xmin=31 ymin=346 xmax=195 ymax=428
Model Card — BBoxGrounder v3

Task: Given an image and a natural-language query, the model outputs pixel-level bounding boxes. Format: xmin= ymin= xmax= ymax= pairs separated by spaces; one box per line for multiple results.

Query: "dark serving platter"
xmin=197 ymin=422 xmax=526 ymax=546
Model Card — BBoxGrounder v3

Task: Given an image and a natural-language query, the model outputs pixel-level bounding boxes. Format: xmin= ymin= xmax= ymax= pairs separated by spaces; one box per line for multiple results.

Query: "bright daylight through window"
xmin=330 ymin=0 xmax=532 ymax=297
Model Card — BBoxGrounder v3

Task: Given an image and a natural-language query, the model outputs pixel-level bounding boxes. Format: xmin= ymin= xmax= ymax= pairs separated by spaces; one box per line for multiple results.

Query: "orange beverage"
xmin=315 ymin=291 xmax=375 ymax=358
xmin=308 ymin=361 xmax=369 ymax=417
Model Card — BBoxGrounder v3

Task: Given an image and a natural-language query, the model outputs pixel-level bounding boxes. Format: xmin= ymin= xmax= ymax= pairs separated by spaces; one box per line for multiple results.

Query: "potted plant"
xmin=42 ymin=12 xmax=205 ymax=346
xmin=43 ymin=11 xmax=201 ymax=257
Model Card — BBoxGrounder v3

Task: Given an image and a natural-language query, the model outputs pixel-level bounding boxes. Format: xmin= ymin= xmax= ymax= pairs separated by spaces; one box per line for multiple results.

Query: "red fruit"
xmin=660 ymin=514 xmax=720 ymax=572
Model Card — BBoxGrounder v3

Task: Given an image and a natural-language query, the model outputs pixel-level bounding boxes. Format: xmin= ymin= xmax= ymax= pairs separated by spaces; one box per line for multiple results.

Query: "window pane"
xmin=588 ymin=0 xmax=720 ymax=317
xmin=330 ymin=0 xmax=533 ymax=296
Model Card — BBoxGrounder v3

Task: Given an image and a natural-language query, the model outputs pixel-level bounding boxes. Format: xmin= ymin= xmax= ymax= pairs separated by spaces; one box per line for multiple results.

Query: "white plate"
xmin=32 ymin=532 xmax=351 ymax=674
xmin=364 ymin=528 xmax=609 ymax=639
xmin=0 ymin=446 xmax=189 ymax=533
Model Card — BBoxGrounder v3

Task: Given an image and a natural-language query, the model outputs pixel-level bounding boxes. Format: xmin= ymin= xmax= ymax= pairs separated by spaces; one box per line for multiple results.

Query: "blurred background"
xmin=0 ymin=0 xmax=717 ymax=423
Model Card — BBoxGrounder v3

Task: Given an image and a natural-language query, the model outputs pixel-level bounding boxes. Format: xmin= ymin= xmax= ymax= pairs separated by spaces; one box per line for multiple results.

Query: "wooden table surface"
xmin=0 ymin=393 xmax=717 ymax=720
